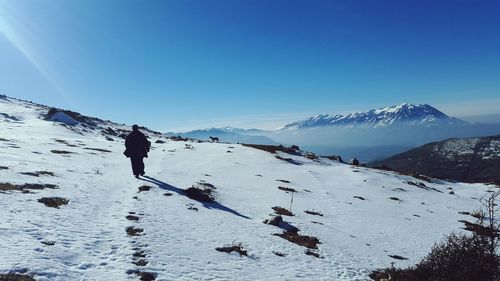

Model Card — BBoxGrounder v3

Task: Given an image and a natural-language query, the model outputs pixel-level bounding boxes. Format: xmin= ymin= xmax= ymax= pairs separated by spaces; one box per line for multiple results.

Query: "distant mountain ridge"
xmin=370 ymin=135 xmax=500 ymax=184
xmin=166 ymin=103 xmax=499 ymax=161
xmin=165 ymin=127 xmax=277 ymax=145
xmin=278 ymin=103 xmax=466 ymax=130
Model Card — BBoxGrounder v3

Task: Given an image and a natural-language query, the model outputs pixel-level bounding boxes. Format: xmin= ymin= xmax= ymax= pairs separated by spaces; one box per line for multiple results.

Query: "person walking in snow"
xmin=124 ymin=124 xmax=151 ymax=178
xmin=350 ymin=157 xmax=360 ymax=166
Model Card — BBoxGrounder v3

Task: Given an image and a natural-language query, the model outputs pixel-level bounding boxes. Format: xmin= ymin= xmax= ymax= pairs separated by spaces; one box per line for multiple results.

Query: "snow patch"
xmin=47 ymin=112 xmax=79 ymax=126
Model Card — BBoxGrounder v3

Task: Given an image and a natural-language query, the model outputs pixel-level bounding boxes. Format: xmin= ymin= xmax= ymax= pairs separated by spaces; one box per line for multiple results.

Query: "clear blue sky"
xmin=1 ymin=0 xmax=499 ymax=131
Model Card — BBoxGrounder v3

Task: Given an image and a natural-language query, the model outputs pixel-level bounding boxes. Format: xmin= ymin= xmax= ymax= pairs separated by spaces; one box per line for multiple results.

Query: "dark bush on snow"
xmin=370 ymin=233 xmax=500 ymax=281
xmin=241 ymin=144 xmax=301 ymax=155
xmin=274 ymin=230 xmax=321 ymax=249
xmin=0 ymin=273 xmax=36 ymax=281
xmin=272 ymin=206 xmax=294 ymax=216
xmin=37 ymin=197 xmax=69 ymax=208
xmin=184 ymin=186 xmax=214 ymax=202
xmin=216 ymin=242 xmax=248 ymax=256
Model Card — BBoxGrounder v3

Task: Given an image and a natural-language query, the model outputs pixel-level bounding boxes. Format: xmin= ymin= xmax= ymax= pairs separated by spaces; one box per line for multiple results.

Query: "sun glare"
xmin=0 ymin=2 xmax=69 ymax=101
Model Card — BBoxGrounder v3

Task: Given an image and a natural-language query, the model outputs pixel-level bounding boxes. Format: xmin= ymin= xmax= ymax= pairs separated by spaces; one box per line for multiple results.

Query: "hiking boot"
xmin=140 ymin=171 xmax=145 ymax=176
xmin=135 ymin=175 xmax=139 ymax=179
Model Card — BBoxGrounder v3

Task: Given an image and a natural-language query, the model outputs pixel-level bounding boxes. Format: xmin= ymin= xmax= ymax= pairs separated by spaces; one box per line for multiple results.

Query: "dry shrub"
xmin=304 ymin=210 xmax=323 ymax=216
xmin=137 ymin=272 xmax=156 ymax=281
xmin=126 ymin=215 xmax=139 ymax=221
xmin=216 ymin=242 xmax=248 ymax=256
xmin=278 ymin=186 xmax=296 ymax=193
xmin=38 ymin=197 xmax=69 ymax=208
xmin=274 ymin=230 xmax=321 ymax=249
xmin=370 ymin=233 xmax=500 ymax=281
xmin=0 ymin=183 xmax=57 ymax=192
xmin=126 ymin=227 xmax=144 ymax=236
xmin=84 ymin=147 xmax=112 ymax=153
xmin=138 ymin=186 xmax=152 ymax=192
xmin=50 ymin=150 xmax=75 ymax=154
xmin=272 ymin=206 xmax=294 ymax=216
xmin=184 ymin=186 xmax=214 ymax=202
xmin=241 ymin=144 xmax=300 ymax=155
xmin=0 ymin=273 xmax=35 ymax=281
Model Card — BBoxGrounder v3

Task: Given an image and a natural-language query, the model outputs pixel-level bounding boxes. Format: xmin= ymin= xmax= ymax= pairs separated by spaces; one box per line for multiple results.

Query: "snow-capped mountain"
xmin=0 ymin=95 xmax=492 ymax=280
xmin=279 ymin=103 xmax=466 ymax=130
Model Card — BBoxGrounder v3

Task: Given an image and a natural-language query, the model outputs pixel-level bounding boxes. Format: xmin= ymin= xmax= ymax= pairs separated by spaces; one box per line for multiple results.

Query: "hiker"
xmin=124 ymin=125 xmax=151 ymax=178
xmin=350 ymin=157 xmax=360 ymax=166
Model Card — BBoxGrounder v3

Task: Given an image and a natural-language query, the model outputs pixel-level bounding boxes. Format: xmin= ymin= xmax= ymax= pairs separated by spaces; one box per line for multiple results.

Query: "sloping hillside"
xmin=370 ymin=135 xmax=500 ymax=184
xmin=0 ymin=96 xmax=492 ymax=281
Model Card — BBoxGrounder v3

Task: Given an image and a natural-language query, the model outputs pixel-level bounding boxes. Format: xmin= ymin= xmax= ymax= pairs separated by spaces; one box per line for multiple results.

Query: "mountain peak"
xmin=279 ymin=103 xmax=465 ymax=130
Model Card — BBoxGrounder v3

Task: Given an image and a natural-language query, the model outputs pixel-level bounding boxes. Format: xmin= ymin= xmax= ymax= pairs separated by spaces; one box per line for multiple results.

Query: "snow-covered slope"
xmin=0 ymin=96 xmax=492 ymax=280
xmin=370 ymin=135 xmax=500 ymax=184
xmin=47 ymin=112 xmax=80 ymax=126
xmin=279 ymin=103 xmax=466 ymax=130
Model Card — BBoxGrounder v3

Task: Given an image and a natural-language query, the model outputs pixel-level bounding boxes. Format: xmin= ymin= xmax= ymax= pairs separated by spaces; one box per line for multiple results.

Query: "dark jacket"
xmin=124 ymin=131 xmax=150 ymax=158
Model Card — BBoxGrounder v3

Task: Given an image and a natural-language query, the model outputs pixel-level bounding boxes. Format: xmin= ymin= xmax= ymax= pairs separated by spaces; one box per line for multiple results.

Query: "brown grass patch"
xmin=276 ymin=179 xmax=291 ymax=183
xmin=274 ymin=230 xmax=321 ymax=249
xmin=137 ymin=272 xmax=156 ymax=281
xmin=38 ymin=197 xmax=69 ymax=208
xmin=84 ymin=147 xmax=112 ymax=153
xmin=20 ymin=172 xmax=40 ymax=177
xmin=0 ymin=183 xmax=19 ymax=192
xmin=133 ymin=259 xmax=148 ymax=266
xmin=184 ymin=186 xmax=214 ymax=202
xmin=305 ymin=249 xmax=322 ymax=258
xmin=54 ymin=139 xmax=79 ymax=147
xmin=0 ymin=183 xmax=58 ymax=192
xmin=278 ymin=186 xmax=296 ymax=193
xmin=138 ymin=185 xmax=152 ymax=192
xmin=37 ymin=171 xmax=55 ymax=176
xmin=50 ymin=150 xmax=75 ymax=154
xmin=21 ymin=171 xmax=55 ymax=177
xmin=0 ymin=273 xmax=35 ymax=281
xmin=126 ymin=226 xmax=144 ymax=236
xmin=241 ymin=144 xmax=300 ymax=154
xmin=53 ymin=139 xmax=70 ymax=144
xmin=197 ymin=182 xmax=216 ymax=189
xmin=133 ymin=250 xmax=146 ymax=258
xmin=275 ymin=155 xmax=301 ymax=165
xmin=304 ymin=210 xmax=323 ymax=216
xmin=272 ymin=206 xmax=294 ymax=216
xmin=388 ymin=255 xmax=408 ymax=260
xmin=216 ymin=243 xmax=248 ymax=256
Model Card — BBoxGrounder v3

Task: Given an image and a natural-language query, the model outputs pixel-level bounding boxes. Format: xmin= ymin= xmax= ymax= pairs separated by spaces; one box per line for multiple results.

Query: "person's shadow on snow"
xmin=140 ymin=176 xmax=251 ymax=220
